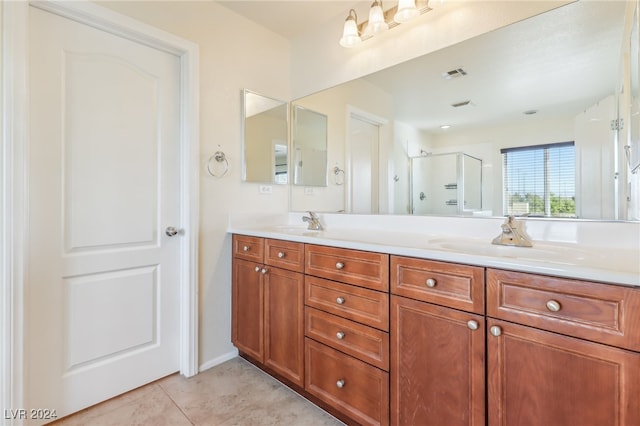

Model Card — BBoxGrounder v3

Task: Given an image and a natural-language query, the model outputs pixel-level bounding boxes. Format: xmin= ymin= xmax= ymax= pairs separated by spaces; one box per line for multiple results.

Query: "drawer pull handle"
xmin=277 ymin=251 xmax=285 ymax=258
xmin=490 ymin=326 xmax=502 ymax=337
xmin=546 ymin=300 xmax=561 ymax=312
xmin=254 ymin=266 xmax=261 ymax=272
xmin=335 ymin=262 xmax=345 ymax=270
xmin=260 ymin=268 xmax=268 ymax=275
xmin=243 ymin=246 xmax=250 ymax=252
xmin=336 ymin=379 xmax=345 ymax=389
xmin=425 ymin=278 xmax=437 ymax=288
xmin=467 ymin=320 xmax=479 ymax=331
xmin=336 ymin=331 xmax=345 ymax=340
xmin=336 ymin=297 xmax=345 ymax=305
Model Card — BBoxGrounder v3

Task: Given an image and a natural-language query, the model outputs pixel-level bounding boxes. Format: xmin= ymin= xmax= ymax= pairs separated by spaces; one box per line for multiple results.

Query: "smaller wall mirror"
xmin=242 ymin=89 xmax=288 ymax=184
xmin=292 ymin=105 xmax=328 ymax=186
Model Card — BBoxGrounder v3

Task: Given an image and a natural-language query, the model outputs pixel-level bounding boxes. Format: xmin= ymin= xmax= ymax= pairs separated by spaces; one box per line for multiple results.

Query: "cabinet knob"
xmin=336 ymin=297 xmax=345 ymax=305
xmin=277 ymin=251 xmax=285 ymax=258
xmin=335 ymin=262 xmax=345 ymax=270
xmin=260 ymin=268 xmax=268 ymax=275
xmin=243 ymin=246 xmax=250 ymax=252
xmin=336 ymin=379 xmax=345 ymax=389
xmin=425 ymin=278 xmax=437 ymax=288
xmin=490 ymin=325 xmax=502 ymax=337
xmin=336 ymin=331 xmax=345 ymax=340
xmin=254 ymin=266 xmax=261 ymax=272
xmin=467 ymin=320 xmax=479 ymax=330
xmin=546 ymin=300 xmax=561 ymax=312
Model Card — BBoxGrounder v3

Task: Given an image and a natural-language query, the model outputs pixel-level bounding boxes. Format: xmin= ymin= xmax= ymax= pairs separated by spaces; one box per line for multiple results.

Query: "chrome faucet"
xmin=302 ymin=211 xmax=323 ymax=231
xmin=492 ymin=215 xmax=532 ymax=247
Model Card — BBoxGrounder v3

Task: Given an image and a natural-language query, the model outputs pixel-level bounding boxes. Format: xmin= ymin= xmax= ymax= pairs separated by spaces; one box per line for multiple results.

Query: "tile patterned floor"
xmin=51 ymin=357 xmax=343 ymax=425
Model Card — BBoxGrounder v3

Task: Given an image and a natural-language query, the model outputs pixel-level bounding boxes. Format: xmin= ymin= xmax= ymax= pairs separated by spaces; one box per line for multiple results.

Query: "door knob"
xmin=165 ymin=226 xmax=183 ymax=237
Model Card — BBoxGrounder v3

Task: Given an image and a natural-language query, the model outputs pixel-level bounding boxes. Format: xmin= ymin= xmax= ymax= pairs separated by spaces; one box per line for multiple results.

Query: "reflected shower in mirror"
xmin=289 ymin=1 xmax=639 ymax=221
xmin=292 ymin=105 xmax=328 ymax=187
xmin=242 ymin=89 xmax=288 ymax=184
xmin=410 ymin=152 xmax=483 ymax=216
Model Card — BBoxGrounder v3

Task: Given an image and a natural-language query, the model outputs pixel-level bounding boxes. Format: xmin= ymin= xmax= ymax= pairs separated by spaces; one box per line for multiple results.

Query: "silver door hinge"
xmin=611 ymin=118 xmax=624 ymax=131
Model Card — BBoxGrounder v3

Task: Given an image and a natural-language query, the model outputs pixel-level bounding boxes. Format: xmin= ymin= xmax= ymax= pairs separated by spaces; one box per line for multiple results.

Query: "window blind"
xmin=501 ymin=142 xmax=575 ymax=217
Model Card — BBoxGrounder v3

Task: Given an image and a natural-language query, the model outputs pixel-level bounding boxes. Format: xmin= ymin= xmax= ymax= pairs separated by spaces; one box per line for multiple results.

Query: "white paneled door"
xmin=349 ymin=116 xmax=380 ymax=214
xmin=27 ymin=6 xmax=182 ymax=419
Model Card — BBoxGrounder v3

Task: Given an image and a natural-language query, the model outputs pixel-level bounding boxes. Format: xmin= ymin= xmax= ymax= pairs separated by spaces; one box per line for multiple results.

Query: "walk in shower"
xmin=410 ymin=152 xmax=483 ymax=215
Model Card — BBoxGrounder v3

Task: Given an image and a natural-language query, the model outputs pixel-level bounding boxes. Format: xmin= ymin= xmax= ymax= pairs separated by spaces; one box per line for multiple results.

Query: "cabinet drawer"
xmin=487 ymin=269 xmax=640 ymax=352
xmin=305 ymin=338 xmax=389 ymax=426
xmin=391 ymin=256 xmax=484 ymax=314
xmin=233 ymin=234 xmax=264 ymax=262
xmin=306 ymin=307 xmax=389 ymax=370
xmin=265 ymin=239 xmax=304 ymax=272
xmin=305 ymin=276 xmax=389 ymax=331
xmin=305 ymin=244 xmax=389 ymax=291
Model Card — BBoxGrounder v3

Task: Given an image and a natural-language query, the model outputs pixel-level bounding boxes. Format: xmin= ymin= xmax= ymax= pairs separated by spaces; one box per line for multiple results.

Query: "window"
xmin=501 ymin=142 xmax=575 ymax=217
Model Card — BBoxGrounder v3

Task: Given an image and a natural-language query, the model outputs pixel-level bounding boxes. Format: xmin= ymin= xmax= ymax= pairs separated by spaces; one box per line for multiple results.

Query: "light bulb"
xmin=366 ymin=0 xmax=389 ymax=34
xmin=339 ymin=9 xmax=362 ymax=47
xmin=394 ymin=0 xmax=419 ymax=23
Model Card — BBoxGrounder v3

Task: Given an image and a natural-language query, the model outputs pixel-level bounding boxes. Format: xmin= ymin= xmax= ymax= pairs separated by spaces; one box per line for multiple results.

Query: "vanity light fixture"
xmin=339 ymin=0 xmax=431 ymax=47
xmin=440 ymin=124 xmax=451 ymax=129
xmin=395 ymin=0 xmax=420 ymax=23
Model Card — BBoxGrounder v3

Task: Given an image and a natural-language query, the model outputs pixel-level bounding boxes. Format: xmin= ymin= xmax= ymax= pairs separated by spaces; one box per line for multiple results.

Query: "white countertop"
xmin=228 ymin=213 xmax=640 ymax=288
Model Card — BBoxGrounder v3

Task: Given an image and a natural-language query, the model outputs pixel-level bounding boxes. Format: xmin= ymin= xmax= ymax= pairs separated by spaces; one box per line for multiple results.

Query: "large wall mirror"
xmin=290 ymin=0 xmax=640 ymax=221
xmin=242 ymin=89 xmax=288 ymax=184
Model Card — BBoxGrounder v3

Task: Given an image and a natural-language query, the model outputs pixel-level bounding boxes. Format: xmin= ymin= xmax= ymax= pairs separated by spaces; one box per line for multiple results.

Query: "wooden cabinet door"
xmin=487 ymin=319 xmax=640 ymax=426
xmin=390 ymin=296 xmax=485 ymax=426
xmin=264 ymin=266 xmax=304 ymax=387
xmin=232 ymin=258 xmax=264 ymax=362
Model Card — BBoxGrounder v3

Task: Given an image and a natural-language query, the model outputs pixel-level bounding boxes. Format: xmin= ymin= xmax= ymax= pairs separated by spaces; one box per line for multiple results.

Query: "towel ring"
xmin=207 ymin=151 xmax=229 ymax=178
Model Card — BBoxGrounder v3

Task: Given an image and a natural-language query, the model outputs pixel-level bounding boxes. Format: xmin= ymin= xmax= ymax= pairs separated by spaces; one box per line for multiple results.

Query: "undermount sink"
xmin=435 ymin=241 xmax=543 ymax=256
xmin=264 ymin=225 xmax=322 ymax=237
xmin=429 ymin=238 xmax=589 ymax=263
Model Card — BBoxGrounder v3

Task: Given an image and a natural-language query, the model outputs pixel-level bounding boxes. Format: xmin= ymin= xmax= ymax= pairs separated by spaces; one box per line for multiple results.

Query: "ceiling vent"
xmin=442 ymin=68 xmax=468 ymax=79
xmin=451 ymin=100 xmax=474 ymax=108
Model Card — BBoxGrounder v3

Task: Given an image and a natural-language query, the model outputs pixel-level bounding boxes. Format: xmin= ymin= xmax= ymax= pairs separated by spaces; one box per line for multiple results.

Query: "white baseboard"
xmin=198 ymin=349 xmax=239 ymax=373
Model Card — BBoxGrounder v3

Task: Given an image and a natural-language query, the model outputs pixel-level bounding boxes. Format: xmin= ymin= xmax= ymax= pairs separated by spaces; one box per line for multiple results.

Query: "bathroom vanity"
xmin=229 ymin=214 xmax=640 ymax=426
